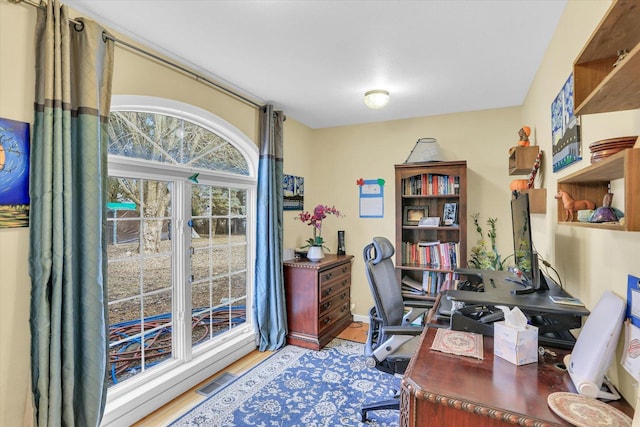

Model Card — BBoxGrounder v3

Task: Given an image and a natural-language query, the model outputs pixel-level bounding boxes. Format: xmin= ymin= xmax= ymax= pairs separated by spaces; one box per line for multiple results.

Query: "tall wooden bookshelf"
xmin=395 ymin=161 xmax=467 ymax=300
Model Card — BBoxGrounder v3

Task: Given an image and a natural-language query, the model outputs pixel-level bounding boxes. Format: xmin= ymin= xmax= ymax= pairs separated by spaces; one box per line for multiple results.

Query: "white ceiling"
xmin=64 ymin=0 xmax=567 ymax=129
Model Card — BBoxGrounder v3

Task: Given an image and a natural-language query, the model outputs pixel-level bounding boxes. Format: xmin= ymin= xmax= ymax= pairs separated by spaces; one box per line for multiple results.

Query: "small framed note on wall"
xmin=358 ymin=179 xmax=384 ymax=218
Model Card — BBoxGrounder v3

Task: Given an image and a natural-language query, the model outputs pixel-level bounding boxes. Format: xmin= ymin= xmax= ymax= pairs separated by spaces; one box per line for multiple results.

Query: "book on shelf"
xmin=401 ymin=275 xmax=424 ymax=292
xmin=402 ymin=174 xmax=460 ymax=196
xmin=439 ymin=275 xmax=455 ymax=292
xmin=402 ymin=241 xmax=460 ymax=268
xmin=400 ymin=271 xmax=459 ymax=297
xmin=401 ymin=274 xmax=427 ymax=297
xmin=419 ymin=271 xmax=457 ymax=294
xmin=402 ymin=290 xmax=428 ymax=299
xmin=402 ymin=287 xmax=426 ymax=297
xmin=418 ymin=240 xmax=440 ymax=246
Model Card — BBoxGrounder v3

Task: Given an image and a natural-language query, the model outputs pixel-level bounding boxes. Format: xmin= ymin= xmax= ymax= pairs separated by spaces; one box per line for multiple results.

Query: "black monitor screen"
xmin=511 ymin=192 xmax=546 ymax=290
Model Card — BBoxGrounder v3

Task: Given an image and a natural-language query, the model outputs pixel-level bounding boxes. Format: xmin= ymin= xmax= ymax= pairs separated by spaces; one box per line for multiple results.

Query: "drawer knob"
xmin=323 ymin=302 xmax=332 ymax=309
xmin=325 ymin=287 xmax=334 ymax=295
xmin=323 ymin=317 xmax=332 ymax=324
xmin=324 ymin=272 xmax=333 ymax=280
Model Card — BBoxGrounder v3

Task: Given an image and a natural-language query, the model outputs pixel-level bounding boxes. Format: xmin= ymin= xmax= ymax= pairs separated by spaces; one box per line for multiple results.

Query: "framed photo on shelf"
xmin=443 ymin=202 xmax=457 ymax=225
xmin=403 ymin=205 xmax=428 ymax=226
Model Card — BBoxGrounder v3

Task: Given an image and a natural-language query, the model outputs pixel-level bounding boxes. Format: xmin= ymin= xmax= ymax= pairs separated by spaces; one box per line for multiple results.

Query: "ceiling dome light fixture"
xmin=364 ymin=89 xmax=390 ymax=109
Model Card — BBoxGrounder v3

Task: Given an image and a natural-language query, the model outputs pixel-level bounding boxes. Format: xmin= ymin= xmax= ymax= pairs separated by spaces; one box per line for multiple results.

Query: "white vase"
xmin=307 ymin=246 xmax=325 ymax=262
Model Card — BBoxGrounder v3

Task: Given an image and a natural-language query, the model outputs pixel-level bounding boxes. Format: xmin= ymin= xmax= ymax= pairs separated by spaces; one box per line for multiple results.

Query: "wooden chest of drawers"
xmin=283 ymin=254 xmax=354 ymax=350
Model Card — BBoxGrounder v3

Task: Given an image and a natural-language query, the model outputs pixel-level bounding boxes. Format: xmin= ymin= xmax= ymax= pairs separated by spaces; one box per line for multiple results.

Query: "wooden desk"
xmin=400 ymin=328 xmax=634 ymax=426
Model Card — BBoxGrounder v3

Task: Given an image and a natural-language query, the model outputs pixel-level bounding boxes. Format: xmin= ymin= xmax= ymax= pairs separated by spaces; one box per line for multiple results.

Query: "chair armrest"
xmin=381 ymin=325 xmax=423 ymax=336
xmin=402 ymin=301 xmax=432 ymax=325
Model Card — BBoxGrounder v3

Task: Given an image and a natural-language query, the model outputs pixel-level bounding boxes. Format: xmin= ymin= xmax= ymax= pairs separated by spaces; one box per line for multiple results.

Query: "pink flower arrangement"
xmin=296 ymin=204 xmax=342 ymax=249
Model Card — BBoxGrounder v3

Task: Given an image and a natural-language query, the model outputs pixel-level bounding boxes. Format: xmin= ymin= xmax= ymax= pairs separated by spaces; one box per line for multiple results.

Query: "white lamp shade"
xmin=364 ymin=89 xmax=390 ymax=109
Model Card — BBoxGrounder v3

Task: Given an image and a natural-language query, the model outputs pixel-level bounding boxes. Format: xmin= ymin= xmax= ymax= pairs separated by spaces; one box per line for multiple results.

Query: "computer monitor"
xmin=510 ymin=191 xmax=547 ymax=292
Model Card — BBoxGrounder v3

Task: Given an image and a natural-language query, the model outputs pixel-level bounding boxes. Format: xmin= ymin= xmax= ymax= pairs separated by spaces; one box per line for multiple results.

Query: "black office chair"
xmin=358 ymin=237 xmax=433 ymax=422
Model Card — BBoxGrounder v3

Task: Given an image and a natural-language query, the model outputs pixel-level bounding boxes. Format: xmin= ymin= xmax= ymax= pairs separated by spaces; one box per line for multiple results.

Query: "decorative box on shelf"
xmin=509 ymin=146 xmax=540 ymax=175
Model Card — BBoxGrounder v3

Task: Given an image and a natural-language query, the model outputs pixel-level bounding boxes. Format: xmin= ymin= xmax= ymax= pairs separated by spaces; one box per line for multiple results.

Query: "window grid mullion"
xmin=172 ymin=180 xmax=192 ymax=361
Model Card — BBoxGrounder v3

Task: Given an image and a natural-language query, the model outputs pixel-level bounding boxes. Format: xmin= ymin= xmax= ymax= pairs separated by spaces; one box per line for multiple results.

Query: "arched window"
xmin=104 ymin=96 xmax=257 ymax=423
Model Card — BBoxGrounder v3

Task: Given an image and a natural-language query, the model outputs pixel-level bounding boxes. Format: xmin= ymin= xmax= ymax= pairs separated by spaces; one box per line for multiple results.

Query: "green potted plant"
xmin=468 ymin=213 xmax=512 ymax=270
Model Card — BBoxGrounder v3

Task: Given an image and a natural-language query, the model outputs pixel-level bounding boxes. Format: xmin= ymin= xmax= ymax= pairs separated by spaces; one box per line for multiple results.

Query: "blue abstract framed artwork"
xmin=0 ymin=118 xmax=30 ymax=228
xmin=283 ymin=174 xmax=304 ymax=211
xmin=551 ymin=73 xmax=582 ymax=172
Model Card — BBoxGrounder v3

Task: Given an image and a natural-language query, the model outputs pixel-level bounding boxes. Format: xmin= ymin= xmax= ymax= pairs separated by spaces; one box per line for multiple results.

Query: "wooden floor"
xmin=132 ymin=321 xmax=368 ymax=426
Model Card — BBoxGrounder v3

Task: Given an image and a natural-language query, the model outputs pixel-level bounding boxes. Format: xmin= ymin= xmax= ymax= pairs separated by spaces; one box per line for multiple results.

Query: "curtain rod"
xmin=10 ymin=0 xmax=82 ymax=25
xmin=101 ymin=33 xmax=263 ymax=109
xmin=10 ymin=0 xmax=264 ymax=110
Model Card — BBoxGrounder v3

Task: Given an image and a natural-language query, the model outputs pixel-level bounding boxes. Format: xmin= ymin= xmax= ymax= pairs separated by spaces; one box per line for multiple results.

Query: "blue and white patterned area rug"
xmin=169 ymin=338 xmax=400 ymax=427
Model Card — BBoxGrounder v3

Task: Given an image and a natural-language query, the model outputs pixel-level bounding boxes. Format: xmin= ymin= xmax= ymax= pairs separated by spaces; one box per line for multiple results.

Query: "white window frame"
xmin=102 ymin=95 xmax=259 ymax=427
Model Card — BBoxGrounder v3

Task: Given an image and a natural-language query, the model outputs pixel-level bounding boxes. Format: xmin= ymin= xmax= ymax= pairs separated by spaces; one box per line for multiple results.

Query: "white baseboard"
xmin=352 ymin=313 xmax=369 ymax=323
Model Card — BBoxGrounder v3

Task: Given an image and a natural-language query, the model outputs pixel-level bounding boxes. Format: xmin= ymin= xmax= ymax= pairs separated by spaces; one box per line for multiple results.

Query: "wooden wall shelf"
xmin=521 ymin=188 xmax=546 ymax=214
xmin=573 ymin=0 xmax=640 ymax=115
xmin=557 ymin=148 xmax=639 ymax=231
xmin=508 ymin=146 xmax=539 ymax=175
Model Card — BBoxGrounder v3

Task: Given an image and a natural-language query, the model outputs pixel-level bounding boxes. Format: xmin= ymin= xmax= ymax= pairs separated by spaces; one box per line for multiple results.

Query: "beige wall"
xmin=0 ymin=3 xmax=38 ymax=426
xmin=2 ymin=1 xmax=640 ymax=425
xmin=283 ymin=107 xmax=522 ymax=316
xmin=521 ymin=0 xmax=640 ymax=404
xmin=112 ymin=47 xmax=259 ymax=143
